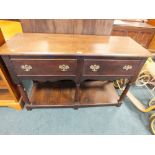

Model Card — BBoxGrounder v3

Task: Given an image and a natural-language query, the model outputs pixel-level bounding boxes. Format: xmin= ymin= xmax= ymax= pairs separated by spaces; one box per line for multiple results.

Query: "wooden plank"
xmin=0 ymin=33 xmax=150 ymax=57
xmin=20 ymin=19 xmax=114 ymax=35
xmin=0 ymin=29 xmax=5 ymax=46
xmin=0 ymin=61 xmax=20 ymax=101
xmin=0 ymin=97 xmax=23 ymax=110
xmin=0 ymin=78 xmax=7 ymax=89
xmin=29 ymin=80 xmax=119 ymax=107
xmin=0 ymin=89 xmax=14 ymax=100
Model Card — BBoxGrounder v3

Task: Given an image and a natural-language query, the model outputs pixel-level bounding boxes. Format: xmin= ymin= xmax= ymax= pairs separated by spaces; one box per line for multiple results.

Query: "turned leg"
xmin=74 ymin=83 xmax=80 ymax=109
xmin=17 ymin=83 xmax=30 ymax=105
xmin=117 ymin=81 xmax=132 ymax=106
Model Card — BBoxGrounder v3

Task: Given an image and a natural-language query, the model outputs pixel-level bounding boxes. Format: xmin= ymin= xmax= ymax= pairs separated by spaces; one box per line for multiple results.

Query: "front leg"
xmin=117 ymin=81 xmax=132 ymax=106
xmin=17 ymin=83 xmax=30 ymax=105
xmin=74 ymin=83 xmax=80 ymax=109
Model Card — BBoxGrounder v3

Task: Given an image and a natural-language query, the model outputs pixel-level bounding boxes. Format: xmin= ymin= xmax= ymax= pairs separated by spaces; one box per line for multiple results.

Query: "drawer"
xmin=83 ymin=59 xmax=141 ymax=76
xmin=11 ymin=59 xmax=77 ymax=76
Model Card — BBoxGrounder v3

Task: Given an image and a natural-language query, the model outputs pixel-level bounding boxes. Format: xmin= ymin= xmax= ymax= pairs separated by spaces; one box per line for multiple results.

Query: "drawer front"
xmin=83 ymin=59 xmax=141 ymax=76
xmin=11 ymin=59 xmax=77 ymax=76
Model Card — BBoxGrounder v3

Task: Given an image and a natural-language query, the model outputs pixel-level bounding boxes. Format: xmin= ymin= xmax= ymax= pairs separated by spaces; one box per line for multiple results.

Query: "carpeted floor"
xmin=0 ymin=81 xmax=153 ymax=135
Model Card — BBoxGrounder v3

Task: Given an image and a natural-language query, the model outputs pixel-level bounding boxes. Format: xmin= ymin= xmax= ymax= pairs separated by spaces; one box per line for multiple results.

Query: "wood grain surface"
xmin=0 ymin=29 xmax=5 ymax=46
xmin=0 ymin=33 xmax=150 ymax=57
xmin=29 ymin=80 xmax=119 ymax=107
xmin=20 ymin=19 xmax=114 ymax=35
xmin=112 ymin=20 xmax=155 ymax=48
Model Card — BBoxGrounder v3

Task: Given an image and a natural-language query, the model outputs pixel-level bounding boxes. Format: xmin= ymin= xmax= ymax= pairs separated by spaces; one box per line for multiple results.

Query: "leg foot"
xmin=74 ymin=107 xmax=79 ymax=110
xmin=74 ymin=103 xmax=79 ymax=110
xmin=116 ymin=102 xmax=122 ymax=107
xmin=26 ymin=106 xmax=32 ymax=111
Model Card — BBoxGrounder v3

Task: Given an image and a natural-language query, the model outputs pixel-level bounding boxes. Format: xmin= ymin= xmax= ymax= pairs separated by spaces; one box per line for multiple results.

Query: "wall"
xmin=20 ymin=19 xmax=114 ymax=35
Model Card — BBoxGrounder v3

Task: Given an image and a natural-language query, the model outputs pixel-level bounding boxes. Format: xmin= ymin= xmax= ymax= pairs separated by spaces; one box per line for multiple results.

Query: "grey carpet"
xmin=0 ymin=81 xmax=153 ymax=135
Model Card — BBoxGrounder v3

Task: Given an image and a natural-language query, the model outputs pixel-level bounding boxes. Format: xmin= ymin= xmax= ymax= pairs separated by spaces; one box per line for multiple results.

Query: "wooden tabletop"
xmin=0 ymin=33 xmax=151 ymax=57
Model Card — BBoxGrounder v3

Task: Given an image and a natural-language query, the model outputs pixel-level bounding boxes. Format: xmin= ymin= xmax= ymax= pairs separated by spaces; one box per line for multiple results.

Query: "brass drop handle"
xmin=21 ymin=65 xmax=32 ymax=72
xmin=59 ymin=64 xmax=70 ymax=72
xmin=90 ymin=64 xmax=100 ymax=72
xmin=123 ymin=65 xmax=132 ymax=71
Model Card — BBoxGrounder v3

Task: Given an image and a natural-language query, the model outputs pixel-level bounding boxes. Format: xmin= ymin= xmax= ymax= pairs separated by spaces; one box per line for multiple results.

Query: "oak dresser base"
xmin=0 ymin=34 xmax=150 ymax=110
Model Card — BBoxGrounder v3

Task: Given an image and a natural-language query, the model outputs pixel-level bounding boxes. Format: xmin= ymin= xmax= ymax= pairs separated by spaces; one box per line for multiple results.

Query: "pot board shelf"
xmin=26 ymin=80 xmax=119 ymax=109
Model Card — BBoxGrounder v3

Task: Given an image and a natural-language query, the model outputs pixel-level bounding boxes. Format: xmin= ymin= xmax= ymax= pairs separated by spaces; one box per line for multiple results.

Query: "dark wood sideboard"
xmin=0 ymin=33 xmax=150 ymax=110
